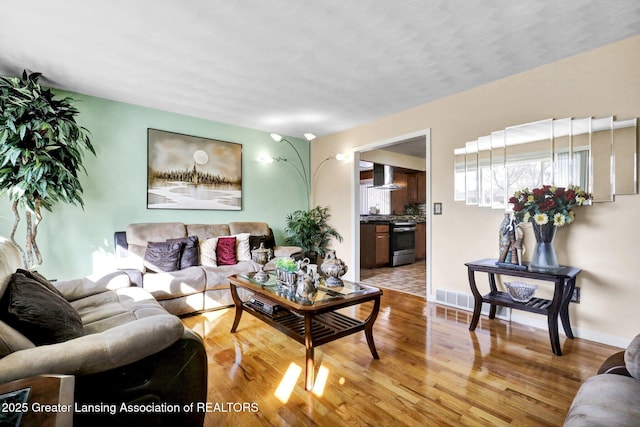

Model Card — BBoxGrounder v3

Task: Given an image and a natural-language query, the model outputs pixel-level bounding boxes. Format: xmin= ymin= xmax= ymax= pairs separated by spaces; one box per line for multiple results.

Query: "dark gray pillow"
xmin=166 ymin=236 xmax=199 ymax=269
xmin=249 ymin=234 xmax=276 ymax=251
xmin=144 ymin=240 xmax=183 ymax=272
xmin=1 ymin=271 xmax=85 ymax=345
xmin=15 ymin=268 xmax=64 ymax=298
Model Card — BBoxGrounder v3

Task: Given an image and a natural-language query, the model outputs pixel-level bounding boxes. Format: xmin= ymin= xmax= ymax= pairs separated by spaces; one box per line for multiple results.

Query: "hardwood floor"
xmin=182 ymin=289 xmax=620 ymax=427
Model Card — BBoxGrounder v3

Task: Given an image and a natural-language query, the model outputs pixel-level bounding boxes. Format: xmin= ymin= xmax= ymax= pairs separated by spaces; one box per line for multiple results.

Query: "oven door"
xmin=390 ymin=226 xmax=416 ymax=266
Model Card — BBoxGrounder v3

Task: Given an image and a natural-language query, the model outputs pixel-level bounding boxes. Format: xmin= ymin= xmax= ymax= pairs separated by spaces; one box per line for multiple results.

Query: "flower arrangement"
xmin=509 ymin=185 xmax=591 ymax=226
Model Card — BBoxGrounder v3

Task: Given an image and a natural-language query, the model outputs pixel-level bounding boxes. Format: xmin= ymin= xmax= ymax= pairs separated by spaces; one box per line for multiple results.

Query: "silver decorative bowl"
xmin=505 ymin=281 xmax=538 ymax=302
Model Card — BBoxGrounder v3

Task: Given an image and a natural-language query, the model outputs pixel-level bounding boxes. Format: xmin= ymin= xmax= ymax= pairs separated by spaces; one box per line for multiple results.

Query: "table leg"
xmin=487 ymin=273 xmax=498 ymax=319
xmin=364 ymin=296 xmax=381 ymax=359
xmin=229 ymin=283 xmax=243 ymax=333
xmin=304 ymin=314 xmax=314 ymax=391
xmin=560 ymin=278 xmax=576 ymax=339
xmin=468 ymin=268 xmax=482 ymax=331
xmin=548 ymin=279 xmax=564 ymax=356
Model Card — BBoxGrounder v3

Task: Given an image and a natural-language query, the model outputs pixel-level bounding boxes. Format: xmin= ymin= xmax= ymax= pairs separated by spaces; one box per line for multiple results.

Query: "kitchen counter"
xmin=360 ymin=214 xmax=425 ymax=223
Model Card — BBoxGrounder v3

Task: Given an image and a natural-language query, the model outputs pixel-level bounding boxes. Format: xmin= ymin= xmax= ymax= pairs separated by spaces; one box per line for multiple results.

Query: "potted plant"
xmin=284 ymin=205 xmax=343 ymax=263
xmin=0 ymin=71 xmax=94 ymax=268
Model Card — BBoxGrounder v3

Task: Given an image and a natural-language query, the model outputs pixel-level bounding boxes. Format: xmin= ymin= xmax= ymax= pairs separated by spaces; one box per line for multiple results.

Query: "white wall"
xmin=312 ymin=35 xmax=640 ymax=347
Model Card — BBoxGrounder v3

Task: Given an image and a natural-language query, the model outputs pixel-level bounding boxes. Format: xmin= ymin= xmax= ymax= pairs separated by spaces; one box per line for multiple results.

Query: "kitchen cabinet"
xmin=360 ymin=223 xmax=389 ymax=268
xmin=407 ymin=171 xmax=426 ymax=203
xmin=391 ymin=172 xmax=408 ymax=214
xmin=415 ymin=222 xmax=426 ymax=260
xmin=417 ymin=171 xmax=426 ymax=203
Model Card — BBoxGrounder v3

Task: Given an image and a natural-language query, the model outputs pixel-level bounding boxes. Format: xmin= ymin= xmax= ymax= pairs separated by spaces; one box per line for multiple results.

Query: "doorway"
xmin=352 ymin=130 xmax=431 ymax=298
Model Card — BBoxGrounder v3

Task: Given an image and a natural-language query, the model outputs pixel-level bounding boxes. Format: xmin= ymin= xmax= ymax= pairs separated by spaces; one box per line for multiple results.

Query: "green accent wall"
xmin=0 ymin=92 xmax=309 ymax=279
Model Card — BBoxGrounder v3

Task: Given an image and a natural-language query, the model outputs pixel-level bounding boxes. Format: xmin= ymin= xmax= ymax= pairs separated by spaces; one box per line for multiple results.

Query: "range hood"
xmin=372 ymin=164 xmax=400 ymax=190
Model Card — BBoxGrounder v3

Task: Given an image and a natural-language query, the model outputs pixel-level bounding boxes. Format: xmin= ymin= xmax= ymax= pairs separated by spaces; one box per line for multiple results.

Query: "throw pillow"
xmin=200 ymin=237 xmax=218 ymax=267
xmin=216 ymin=236 xmax=237 ymax=265
xmin=144 ymin=241 xmax=183 ymax=272
xmin=249 ymin=234 xmax=276 ymax=251
xmin=166 ymin=236 xmax=200 ymax=269
xmin=232 ymin=233 xmax=251 ymax=262
xmin=0 ymin=271 xmax=85 ymax=345
xmin=15 ymin=268 xmax=64 ymax=298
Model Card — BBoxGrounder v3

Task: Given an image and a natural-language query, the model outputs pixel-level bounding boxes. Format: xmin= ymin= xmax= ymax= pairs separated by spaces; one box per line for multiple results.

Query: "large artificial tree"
xmin=0 ymin=71 xmax=94 ymax=268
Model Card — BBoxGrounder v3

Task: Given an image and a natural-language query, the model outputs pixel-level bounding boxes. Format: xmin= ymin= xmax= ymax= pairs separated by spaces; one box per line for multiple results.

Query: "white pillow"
xmin=200 ymin=237 xmax=218 ymax=267
xmin=233 ymin=233 xmax=251 ymax=262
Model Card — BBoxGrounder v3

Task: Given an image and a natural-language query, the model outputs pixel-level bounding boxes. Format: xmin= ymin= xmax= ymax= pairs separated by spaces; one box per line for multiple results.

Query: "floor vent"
xmin=435 ymin=288 xmax=511 ymax=320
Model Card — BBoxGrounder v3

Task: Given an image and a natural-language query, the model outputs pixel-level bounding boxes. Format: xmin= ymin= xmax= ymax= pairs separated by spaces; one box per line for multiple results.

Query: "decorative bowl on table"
xmin=505 ymin=281 xmax=538 ymax=303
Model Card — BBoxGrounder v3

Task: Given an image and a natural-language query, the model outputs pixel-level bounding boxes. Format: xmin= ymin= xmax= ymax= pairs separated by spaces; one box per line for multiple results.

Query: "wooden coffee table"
xmin=229 ymin=273 xmax=383 ymax=390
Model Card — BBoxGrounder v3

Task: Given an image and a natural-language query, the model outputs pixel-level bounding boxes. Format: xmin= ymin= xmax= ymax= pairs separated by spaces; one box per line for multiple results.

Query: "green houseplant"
xmin=284 ymin=205 xmax=343 ymax=262
xmin=0 ymin=71 xmax=94 ymax=268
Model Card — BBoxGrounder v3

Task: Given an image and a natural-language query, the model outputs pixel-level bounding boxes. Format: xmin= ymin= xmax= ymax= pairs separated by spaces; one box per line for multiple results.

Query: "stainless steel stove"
xmin=389 ymin=221 xmax=416 ymax=266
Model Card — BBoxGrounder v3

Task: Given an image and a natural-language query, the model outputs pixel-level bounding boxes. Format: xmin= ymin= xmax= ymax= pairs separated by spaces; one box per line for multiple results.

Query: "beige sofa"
xmin=0 ymin=236 xmax=207 ymax=426
xmin=115 ymin=221 xmax=301 ymax=316
xmin=564 ymin=333 xmax=640 ymax=426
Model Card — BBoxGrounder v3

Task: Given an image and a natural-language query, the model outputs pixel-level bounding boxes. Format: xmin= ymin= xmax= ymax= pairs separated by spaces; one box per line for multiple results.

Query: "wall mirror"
xmin=454 ymin=116 xmax=638 ymax=208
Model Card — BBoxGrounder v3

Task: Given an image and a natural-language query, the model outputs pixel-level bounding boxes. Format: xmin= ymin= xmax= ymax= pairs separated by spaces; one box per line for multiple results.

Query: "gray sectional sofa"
xmin=0 ymin=236 xmax=207 ymax=427
xmin=564 ymin=333 xmax=640 ymax=426
xmin=115 ymin=221 xmax=301 ymax=316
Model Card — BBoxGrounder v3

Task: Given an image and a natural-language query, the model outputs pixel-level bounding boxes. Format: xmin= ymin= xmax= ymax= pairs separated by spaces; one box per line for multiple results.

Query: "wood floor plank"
xmin=181 ymin=288 xmax=620 ymax=426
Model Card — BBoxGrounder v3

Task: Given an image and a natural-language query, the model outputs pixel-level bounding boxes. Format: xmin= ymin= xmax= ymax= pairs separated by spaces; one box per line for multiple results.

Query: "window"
xmin=360 ymin=179 xmax=391 ymax=215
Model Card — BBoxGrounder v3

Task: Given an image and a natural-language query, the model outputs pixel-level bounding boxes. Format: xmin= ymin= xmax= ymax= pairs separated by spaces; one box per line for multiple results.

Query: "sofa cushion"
xmin=142 ymin=267 xmax=207 ymax=301
xmin=72 ymin=286 xmax=170 ymax=334
xmin=185 ymin=223 xmax=230 ymax=240
xmin=126 ymin=222 xmax=187 ymax=260
xmin=1 ymin=271 xmax=85 ymax=345
xmin=216 ymin=237 xmax=237 ymax=265
xmin=167 ymin=236 xmax=200 ymax=269
xmin=202 ymin=261 xmax=258 ymax=290
xmin=144 ymin=241 xmax=183 ymax=272
xmin=228 ymin=221 xmax=271 ymax=236
xmin=625 ymin=333 xmax=640 ymax=379
xmin=0 ymin=237 xmax=23 ymax=298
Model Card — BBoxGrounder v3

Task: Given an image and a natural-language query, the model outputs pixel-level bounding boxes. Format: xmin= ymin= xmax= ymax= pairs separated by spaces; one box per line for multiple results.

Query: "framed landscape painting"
xmin=147 ymin=129 xmax=242 ymax=210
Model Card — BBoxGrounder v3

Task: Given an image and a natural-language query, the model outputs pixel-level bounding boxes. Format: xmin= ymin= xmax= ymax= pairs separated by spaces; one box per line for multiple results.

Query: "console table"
xmin=465 ymin=259 xmax=581 ymax=356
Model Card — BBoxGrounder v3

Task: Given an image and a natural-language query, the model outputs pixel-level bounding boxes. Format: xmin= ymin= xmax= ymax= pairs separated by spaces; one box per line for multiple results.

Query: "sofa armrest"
xmin=598 ymin=350 xmax=631 ymax=376
xmin=274 ymin=245 xmax=303 ymax=259
xmin=54 ymin=271 xmax=133 ymax=302
xmin=75 ymin=328 xmax=207 ymax=427
xmin=0 ymin=314 xmax=184 ymax=384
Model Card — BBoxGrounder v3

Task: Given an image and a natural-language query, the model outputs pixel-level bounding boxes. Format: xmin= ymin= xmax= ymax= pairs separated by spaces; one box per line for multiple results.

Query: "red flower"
xmin=532 ymin=188 xmax=545 ymax=197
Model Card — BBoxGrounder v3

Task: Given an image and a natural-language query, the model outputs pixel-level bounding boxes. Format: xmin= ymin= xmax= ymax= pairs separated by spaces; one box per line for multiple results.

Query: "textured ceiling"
xmin=1 ymin=0 xmax=640 ymax=140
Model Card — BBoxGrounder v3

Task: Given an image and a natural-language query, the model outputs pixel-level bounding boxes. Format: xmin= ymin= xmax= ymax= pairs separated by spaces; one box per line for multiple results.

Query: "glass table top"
xmin=239 ymin=271 xmax=371 ymax=304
